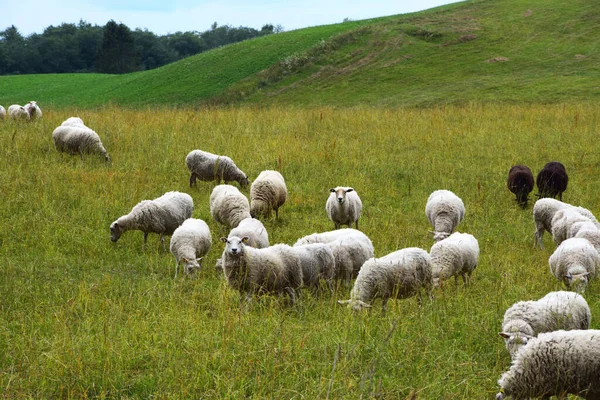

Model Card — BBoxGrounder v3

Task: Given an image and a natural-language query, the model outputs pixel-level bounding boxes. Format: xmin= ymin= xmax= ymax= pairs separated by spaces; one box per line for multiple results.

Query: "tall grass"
xmin=1 ymin=104 xmax=599 ymax=398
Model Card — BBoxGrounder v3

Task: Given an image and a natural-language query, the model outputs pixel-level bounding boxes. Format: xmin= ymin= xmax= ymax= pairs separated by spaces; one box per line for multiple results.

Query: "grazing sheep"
xmin=536 ymin=161 xmax=568 ymax=200
xmin=338 ymin=247 xmax=433 ymax=312
xmin=499 ymin=291 xmax=591 ymax=359
xmin=506 ymin=165 xmax=534 ymax=208
xmin=293 ymin=228 xmax=363 ymax=246
xmin=425 ymin=189 xmax=465 ymax=242
xmin=533 ymin=198 xmax=600 ymax=249
xmin=215 ymin=217 xmax=269 ymax=271
xmin=250 ymin=170 xmax=287 ymax=219
xmin=549 ymin=237 xmax=600 ymax=293
xmin=430 ymin=232 xmax=479 ymax=287
xmin=290 ymin=244 xmax=335 ymax=293
xmin=23 ymin=101 xmax=42 ymax=120
xmin=110 ymin=191 xmax=193 ymax=251
xmin=220 ymin=236 xmax=303 ymax=304
xmin=326 ymin=186 xmax=363 ymax=229
xmin=61 ymin=117 xmax=85 ymax=127
xmin=550 ymin=208 xmax=593 ymax=246
xmin=0 ymin=105 xmax=6 ymax=120
xmin=52 ymin=121 xmax=110 ymax=162
xmin=185 ymin=149 xmax=249 ymax=188
xmin=496 ymin=329 xmax=600 ymax=400
xmin=326 ymin=234 xmax=375 ymax=281
xmin=7 ymin=105 xmax=30 ymax=121
xmin=170 ymin=218 xmax=212 ymax=278
xmin=575 ymin=225 xmax=600 ymax=254
xmin=209 ymin=184 xmax=251 ymax=228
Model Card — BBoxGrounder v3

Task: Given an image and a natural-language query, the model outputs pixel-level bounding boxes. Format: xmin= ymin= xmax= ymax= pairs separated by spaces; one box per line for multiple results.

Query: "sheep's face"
xmin=240 ymin=175 xmax=250 ymax=188
xmin=337 ymin=299 xmax=371 ymax=311
xmin=565 ymin=271 xmax=589 ymax=293
xmin=110 ymin=221 xmax=123 ymax=242
xmin=331 ymin=187 xmax=354 ymax=204
xmin=222 ymin=236 xmax=248 ymax=257
xmin=499 ymin=331 xmax=531 ymax=359
xmin=183 ymin=258 xmax=202 ymax=275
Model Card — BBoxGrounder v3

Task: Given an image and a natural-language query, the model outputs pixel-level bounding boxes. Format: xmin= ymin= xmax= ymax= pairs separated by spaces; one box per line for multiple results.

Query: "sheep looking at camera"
xmin=215 ymin=217 xmax=269 ymax=272
xmin=250 ymin=170 xmax=287 ymax=219
xmin=24 ymin=101 xmax=42 ymax=120
xmin=425 ymin=190 xmax=465 ymax=242
xmin=185 ymin=149 xmax=249 ymax=188
xmin=326 ymin=186 xmax=362 ymax=230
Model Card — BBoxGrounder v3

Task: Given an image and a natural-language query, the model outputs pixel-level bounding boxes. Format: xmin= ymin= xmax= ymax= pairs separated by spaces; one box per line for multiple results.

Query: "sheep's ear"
xmin=195 ymin=257 xmax=203 ymax=262
xmin=330 ymin=188 xmax=335 ymax=193
xmin=346 ymin=188 xmax=354 ymax=193
xmin=242 ymin=236 xmax=249 ymax=243
xmin=220 ymin=237 xmax=228 ymax=243
xmin=358 ymin=300 xmax=371 ymax=308
xmin=428 ymin=230 xmax=436 ymax=235
xmin=498 ymin=332 xmax=510 ymax=339
xmin=565 ymin=272 xmax=573 ymax=280
xmin=337 ymin=300 xmax=350 ymax=306
xmin=182 ymin=257 xmax=189 ymax=263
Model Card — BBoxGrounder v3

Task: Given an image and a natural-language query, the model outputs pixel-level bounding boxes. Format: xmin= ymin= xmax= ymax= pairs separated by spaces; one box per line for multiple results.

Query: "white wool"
xmin=326 ymin=233 xmax=374 ymax=281
xmin=430 ymin=232 xmax=479 ymax=286
xmin=250 ymin=170 xmax=287 ymax=218
xmin=7 ymin=105 xmax=30 ymax=121
xmin=23 ymin=101 xmax=42 ymax=120
xmin=0 ymin=105 xmax=6 ymax=120
xmin=290 ymin=243 xmax=335 ymax=292
xmin=185 ymin=149 xmax=249 ymax=188
xmin=550 ymin=207 xmax=592 ymax=246
xmin=170 ymin=218 xmax=212 ymax=277
xmin=210 ymin=184 xmax=251 ymax=228
xmin=214 ymin=217 xmax=269 ymax=271
xmin=425 ymin=189 xmax=465 ymax=242
xmin=325 ymin=186 xmax=362 ymax=230
xmin=548 ymin=237 xmax=600 ymax=293
xmin=293 ymin=228 xmax=364 ymax=246
xmin=52 ymin=122 xmax=110 ymax=162
xmin=61 ymin=117 xmax=85 ymax=127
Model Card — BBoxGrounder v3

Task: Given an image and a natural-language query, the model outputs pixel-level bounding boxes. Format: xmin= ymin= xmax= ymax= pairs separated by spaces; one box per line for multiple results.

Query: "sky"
xmin=2 ymin=0 xmax=462 ymax=36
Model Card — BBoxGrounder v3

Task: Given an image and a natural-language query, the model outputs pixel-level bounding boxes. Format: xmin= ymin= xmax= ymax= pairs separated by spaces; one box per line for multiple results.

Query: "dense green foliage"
xmin=1 ymin=105 xmax=599 ymax=398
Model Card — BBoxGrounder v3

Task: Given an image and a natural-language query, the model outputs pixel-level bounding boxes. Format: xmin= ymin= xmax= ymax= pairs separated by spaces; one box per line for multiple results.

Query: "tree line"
xmin=0 ymin=20 xmax=281 ymax=75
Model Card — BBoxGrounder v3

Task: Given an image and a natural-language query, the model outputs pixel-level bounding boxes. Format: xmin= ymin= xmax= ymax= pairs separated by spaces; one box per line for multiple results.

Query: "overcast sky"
xmin=2 ymin=0 xmax=462 ymax=36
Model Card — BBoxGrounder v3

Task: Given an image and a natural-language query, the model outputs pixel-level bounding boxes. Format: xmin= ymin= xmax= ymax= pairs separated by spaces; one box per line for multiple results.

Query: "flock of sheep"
xmin=6 ymin=107 xmax=599 ymax=398
xmin=0 ymin=101 xmax=42 ymax=122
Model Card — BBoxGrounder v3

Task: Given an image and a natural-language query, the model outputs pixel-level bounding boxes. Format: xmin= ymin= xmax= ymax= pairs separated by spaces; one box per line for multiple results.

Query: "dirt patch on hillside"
xmin=485 ymin=57 xmax=510 ymax=63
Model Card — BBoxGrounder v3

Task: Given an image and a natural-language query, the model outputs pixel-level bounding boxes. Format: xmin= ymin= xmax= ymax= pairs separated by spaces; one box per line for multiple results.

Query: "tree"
xmin=96 ymin=20 xmax=137 ymax=74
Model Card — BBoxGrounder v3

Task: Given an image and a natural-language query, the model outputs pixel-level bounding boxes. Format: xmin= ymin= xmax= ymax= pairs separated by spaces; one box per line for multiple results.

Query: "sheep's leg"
xmin=355 ymin=220 xmax=359 ymax=230
xmin=462 ymin=273 xmax=469 ymax=286
xmin=285 ymin=287 xmax=296 ymax=305
xmin=189 ymin=173 xmax=197 ymax=188
xmin=381 ymin=299 xmax=388 ymax=315
xmin=143 ymin=232 xmax=148 ymax=249
xmin=275 ymin=208 xmax=279 ymax=218
xmin=334 ymin=223 xmax=340 ymax=230
xmin=174 ymin=259 xmax=179 ymax=278
xmin=160 ymin=233 xmax=166 ymax=252
xmin=326 ymin=279 xmax=335 ymax=295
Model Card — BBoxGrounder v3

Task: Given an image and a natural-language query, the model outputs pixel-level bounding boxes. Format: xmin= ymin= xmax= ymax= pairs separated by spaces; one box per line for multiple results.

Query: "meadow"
xmin=1 ymin=104 xmax=599 ymax=398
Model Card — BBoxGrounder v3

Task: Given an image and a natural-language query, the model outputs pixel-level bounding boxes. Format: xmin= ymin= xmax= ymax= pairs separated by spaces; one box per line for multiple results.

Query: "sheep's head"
xmin=110 ymin=221 xmax=123 ymax=242
xmin=564 ymin=271 xmax=590 ymax=293
xmin=240 ymin=175 xmax=250 ymax=188
xmin=429 ymin=230 xmax=450 ymax=242
xmin=499 ymin=322 xmax=534 ymax=359
xmin=221 ymin=236 xmax=248 ymax=257
xmin=337 ymin=299 xmax=371 ymax=311
xmin=331 ymin=187 xmax=354 ymax=204
xmin=182 ymin=257 xmax=202 ymax=275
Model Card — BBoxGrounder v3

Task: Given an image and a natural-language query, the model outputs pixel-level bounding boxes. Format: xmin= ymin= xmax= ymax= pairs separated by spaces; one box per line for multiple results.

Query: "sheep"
xmin=326 ymin=233 xmax=375 ymax=282
xmin=220 ymin=236 xmax=303 ymax=304
xmin=338 ymin=247 xmax=433 ymax=312
xmin=23 ymin=101 xmax=42 ymax=120
xmin=52 ymin=122 xmax=110 ymax=162
xmin=293 ymin=228 xmax=363 ymax=246
xmin=550 ymin=207 xmax=594 ymax=246
xmin=326 ymin=186 xmax=362 ymax=229
xmin=250 ymin=170 xmax=287 ymax=219
xmin=549 ymin=237 xmax=600 ymax=293
xmin=425 ymin=189 xmax=465 ymax=242
xmin=498 ymin=291 xmax=591 ymax=360
xmin=215 ymin=217 xmax=269 ymax=271
xmin=170 ymin=218 xmax=212 ymax=278
xmin=429 ymin=232 xmax=479 ymax=287
xmin=209 ymin=184 xmax=251 ymax=228
xmin=536 ymin=161 xmax=568 ymax=200
xmin=110 ymin=191 xmax=193 ymax=251
xmin=0 ymin=105 xmax=5 ymax=120
xmin=289 ymin=244 xmax=335 ymax=293
xmin=496 ymin=329 xmax=600 ymax=400
xmin=7 ymin=105 xmax=30 ymax=121
xmin=61 ymin=117 xmax=85 ymax=127
xmin=506 ymin=165 xmax=534 ymax=208
xmin=185 ymin=149 xmax=249 ymax=188
xmin=533 ymin=198 xmax=600 ymax=249
xmin=575 ymin=225 xmax=600 ymax=254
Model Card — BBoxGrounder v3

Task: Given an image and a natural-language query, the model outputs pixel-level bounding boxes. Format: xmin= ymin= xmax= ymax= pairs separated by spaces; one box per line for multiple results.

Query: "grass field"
xmin=1 ymin=104 xmax=599 ymax=398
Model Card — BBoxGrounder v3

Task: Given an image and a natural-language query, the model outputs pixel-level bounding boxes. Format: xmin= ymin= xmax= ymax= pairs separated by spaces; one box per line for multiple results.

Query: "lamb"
xmin=293 ymin=228 xmax=363 ymax=246
xmin=506 ymin=165 xmax=534 ymax=208
xmin=0 ymin=105 xmax=5 ymax=120
xmin=209 ymin=184 xmax=251 ymax=228
xmin=496 ymin=329 xmax=600 ymax=400
xmin=425 ymin=190 xmax=465 ymax=242
xmin=533 ymin=198 xmax=600 ymax=249
xmin=338 ymin=247 xmax=433 ymax=312
xmin=549 ymin=237 xmax=600 ymax=293
xmin=23 ymin=101 xmax=42 ymax=120
xmin=215 ymin=217 xmax=269 ymax=271
xmin=170 ymin=218 xmax=212 ymax=278
xmin=220 ymin=236 xmax=303 ymax=304
xmin=110 ymin=191 xmax=193 ymax=251
xmin=326 ymin=186 xmax=362 ymax=229
xmin=289 ymin=244 xmax=335 ymax=293
xmin=536 ymin=161 xmax=568 ymax=200
xmin=52 ymin=122 xmax=110 ymax=162
xmin=498 ymin=291 xmax=591 ymax=359
xmin=7 ymin=105 xmax=30 ymax=121
xmin=185 ymin=149 xmax=250 ymax=188
xmin=250 ymin=170 xmax=287 ymax=218
xmin=429 ymin=232 xmax=479 ymax=287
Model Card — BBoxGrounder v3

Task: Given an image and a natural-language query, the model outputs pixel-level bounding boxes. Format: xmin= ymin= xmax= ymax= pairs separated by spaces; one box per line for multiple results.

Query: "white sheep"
xmin=52 ymin=122 xmax=110 ymax=162
xmin=185 ymin=149 xmax=249 ymax=188
xmin=338 ymin=247 xmax=433 ymax=312
xmin=170 ymin=218 xmax=212 ymax=278
xmin=496 ymin=329 xmax=600 ymax=400
xmin=209 ymin=184 xmax=251 ymax=228
xmin=250 ymin=170 xmax=287 ymax=219
xmin=0 ymin=105 xmax=6 ymax=120
xmin=550 ymin=207 xmax=594 ymax=246
xmin=430 ymin=232 xmax=479 ymax=287
xmin=425 ymin=189 xmax=465 ymax=242
xmin=7 ymin=105 xmax=30 ymax=121
xmin=549 ymin=237 xmax=600 ymax=293
xmin=326 ymin=186 xmax=362 ymax=229
xmin=220 ymin=236 xmax=303 ymax=304
xmin=293 ymin=228 xmax=363 ymax=246
xmin=23 ymin=101 xmax=42 ymax=120
xmin=533 ymin=198 xmax=600 ymax=249
xmin=326 ymin=233 xmax=375 ymax=281
xmin=110 ymin=191 xmax=193 ymax=251
xmin=499 ymin=291 xmax=591 ymax=359
xmin=290 ymin=243 xmax=335 ymax=293
xmin=215 ymin=217 xmax=269 ymax=271
xmin=61 ymin=117 xmax=85 ymax=127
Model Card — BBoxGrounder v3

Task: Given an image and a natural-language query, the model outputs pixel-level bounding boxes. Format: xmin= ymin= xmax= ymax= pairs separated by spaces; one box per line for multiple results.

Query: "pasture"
xmin=1 ymin=104 xmax=599 ymax=398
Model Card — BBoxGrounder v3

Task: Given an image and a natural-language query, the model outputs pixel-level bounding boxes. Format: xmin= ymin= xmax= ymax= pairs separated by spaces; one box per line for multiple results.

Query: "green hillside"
xmin=1 ymin=0 xmax=599 ymax=108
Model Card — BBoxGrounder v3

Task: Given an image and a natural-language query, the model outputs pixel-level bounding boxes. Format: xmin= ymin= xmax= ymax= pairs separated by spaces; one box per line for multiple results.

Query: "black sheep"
xmin=507 ymin=165 xmax=534 ymax=208
xmin=536 ymin=161 xmax=568 ymax=200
